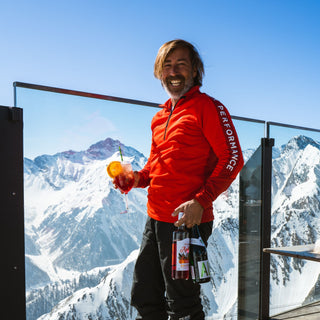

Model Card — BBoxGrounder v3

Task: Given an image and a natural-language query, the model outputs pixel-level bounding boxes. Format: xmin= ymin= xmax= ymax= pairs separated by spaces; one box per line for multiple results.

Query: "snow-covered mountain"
xmin=37 ymin=251 xmax=139 ymax=320
xmin=25 ymin=136 xmax=241 ymax=320
xmin=25 ymin=135 xmax=320 ymax=320
xmin=270 ymin=135 xmax=320 ymax=315
xmin=24 ymin=138 xmax=149 ymax=319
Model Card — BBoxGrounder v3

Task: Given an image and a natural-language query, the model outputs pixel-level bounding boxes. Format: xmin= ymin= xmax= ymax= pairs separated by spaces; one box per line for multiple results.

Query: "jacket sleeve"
xmin=194 ymin=99 xmax=244 ymax=209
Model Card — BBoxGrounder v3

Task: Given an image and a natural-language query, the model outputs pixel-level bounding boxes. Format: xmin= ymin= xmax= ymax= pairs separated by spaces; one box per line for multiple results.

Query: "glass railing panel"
xmin=16 ymin=83 xmax=265 ymax=320
xmin=235 ymin=119 xmax=264 ymax=320
xmin=16 ymin=86 xmax=159 ymax=320
xmin=268 ymin=123 xmax=320 ymax=316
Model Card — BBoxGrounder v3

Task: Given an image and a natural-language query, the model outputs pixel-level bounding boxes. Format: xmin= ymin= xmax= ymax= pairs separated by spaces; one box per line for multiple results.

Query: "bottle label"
xmin=190 ymin=237 xmax=205 ymax=247
xmin=197 ymin=260 xmax=210 ymax=279
xmin=176 ymin=238 xmax=189 ymax=271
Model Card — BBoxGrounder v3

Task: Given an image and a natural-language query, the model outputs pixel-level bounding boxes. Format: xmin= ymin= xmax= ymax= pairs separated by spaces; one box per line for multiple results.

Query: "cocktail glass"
xmin=113 ymin=161 xmax=134 ymax=213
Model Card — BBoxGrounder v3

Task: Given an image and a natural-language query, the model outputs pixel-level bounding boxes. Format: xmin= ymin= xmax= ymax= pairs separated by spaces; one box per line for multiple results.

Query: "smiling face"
xmin=161 ymin=47 xmax=197 ymax=105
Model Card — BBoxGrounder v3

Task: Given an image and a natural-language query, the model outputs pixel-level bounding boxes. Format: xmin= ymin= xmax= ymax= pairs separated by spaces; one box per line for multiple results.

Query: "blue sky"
xmin=1 ymin=0 xmax=320 ymax=157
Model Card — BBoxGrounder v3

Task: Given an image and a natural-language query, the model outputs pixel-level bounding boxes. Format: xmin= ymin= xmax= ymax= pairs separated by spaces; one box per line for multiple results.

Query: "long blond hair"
xmin=154 ymin=39 xmax=204 ymax=87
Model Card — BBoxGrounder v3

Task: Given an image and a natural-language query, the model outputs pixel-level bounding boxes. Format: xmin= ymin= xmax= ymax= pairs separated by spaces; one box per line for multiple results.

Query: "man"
xmin=125 ymin=39 xmax=243 ymax=319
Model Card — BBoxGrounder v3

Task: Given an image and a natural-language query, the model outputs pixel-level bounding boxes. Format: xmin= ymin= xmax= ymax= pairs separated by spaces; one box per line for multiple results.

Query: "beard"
xmin=162 ymin=73 xmax=194 ymax=103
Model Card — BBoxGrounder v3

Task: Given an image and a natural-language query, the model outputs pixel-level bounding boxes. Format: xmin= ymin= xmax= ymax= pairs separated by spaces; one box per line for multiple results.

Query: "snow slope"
xmin=24 ymin=135 xmax=320 ymax=319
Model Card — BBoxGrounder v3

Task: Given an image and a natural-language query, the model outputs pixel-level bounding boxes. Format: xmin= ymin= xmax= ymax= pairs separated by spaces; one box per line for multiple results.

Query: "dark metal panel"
xmin=0 ymin=106 xmax=26 ymax=319
xmin=259 ymin=138 xmax=274 ymax=320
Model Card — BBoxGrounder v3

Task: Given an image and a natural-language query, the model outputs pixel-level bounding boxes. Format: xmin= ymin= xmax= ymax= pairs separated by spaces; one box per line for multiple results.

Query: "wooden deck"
xmin=270 ymin=301 xmax=320 ymax=319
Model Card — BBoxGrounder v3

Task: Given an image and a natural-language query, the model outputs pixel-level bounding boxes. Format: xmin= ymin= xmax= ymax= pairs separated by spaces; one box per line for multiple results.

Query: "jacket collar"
xmin=160 ymin=86 xmax=200 ymax=110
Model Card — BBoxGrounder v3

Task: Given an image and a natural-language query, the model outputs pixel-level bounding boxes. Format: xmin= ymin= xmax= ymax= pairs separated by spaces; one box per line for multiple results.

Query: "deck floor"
xmin=270 ymin=301 xmax=320 ymax=319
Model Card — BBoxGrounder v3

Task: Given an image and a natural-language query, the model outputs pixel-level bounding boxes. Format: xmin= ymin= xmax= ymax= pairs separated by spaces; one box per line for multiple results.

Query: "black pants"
xmin=131 ymin=216 xmax=213 ymax=320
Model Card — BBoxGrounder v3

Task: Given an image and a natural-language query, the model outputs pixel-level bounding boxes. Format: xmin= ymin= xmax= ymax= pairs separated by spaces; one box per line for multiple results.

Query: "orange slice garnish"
xmin=106 ymin=161 xmax=123 ymax=178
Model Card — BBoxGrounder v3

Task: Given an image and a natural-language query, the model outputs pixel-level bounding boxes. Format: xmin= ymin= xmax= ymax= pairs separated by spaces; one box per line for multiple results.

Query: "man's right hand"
xmin=113 ymin=171 xmax=140 ymax=192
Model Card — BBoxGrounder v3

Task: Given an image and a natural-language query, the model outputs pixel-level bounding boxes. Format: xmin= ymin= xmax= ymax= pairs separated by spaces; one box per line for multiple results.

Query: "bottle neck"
xmin=177 ymin=212 xmax=185 ymax=230
xmin=191 ymin=225 xmax=200 ymax=237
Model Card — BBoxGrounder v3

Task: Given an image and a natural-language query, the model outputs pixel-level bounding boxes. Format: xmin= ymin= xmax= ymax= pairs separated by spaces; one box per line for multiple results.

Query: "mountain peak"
xmin=283 ymin=135 xmax=320 ymax=152
xmin=32 ymin=137 xmax=143 ymax=165
xmin=86 ymin=137 xmax=123 ymax=160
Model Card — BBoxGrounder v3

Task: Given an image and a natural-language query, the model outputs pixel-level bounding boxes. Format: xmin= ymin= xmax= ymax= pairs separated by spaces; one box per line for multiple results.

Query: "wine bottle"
xmin=172 ymin=212 xmax=190 ymax=280
xmin=190 ymin=224 xmax=210 ymax=283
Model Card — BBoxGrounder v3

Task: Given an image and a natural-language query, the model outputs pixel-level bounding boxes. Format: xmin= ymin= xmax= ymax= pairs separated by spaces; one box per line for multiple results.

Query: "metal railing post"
xmin=259 ymin=137 xmax=274 ymax=319
xmin=0 ymin=105 xmax=25 ymax=319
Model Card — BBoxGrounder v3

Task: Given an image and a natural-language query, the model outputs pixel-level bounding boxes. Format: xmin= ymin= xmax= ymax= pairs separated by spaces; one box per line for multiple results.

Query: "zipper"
xmin=163 ymin=106 xmax=174 ymax=140
xmin=163 ymin=99 xmax=181 ymax=140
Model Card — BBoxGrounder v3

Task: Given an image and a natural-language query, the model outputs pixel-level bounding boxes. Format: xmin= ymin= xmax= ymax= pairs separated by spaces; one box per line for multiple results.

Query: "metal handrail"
xmin=266 ymin=121 xmax=320 ymax=138
xmin=13 ymin=81 xmax=160 ymax=109
xmin=13 ymin=81 xmax=268 ymax=126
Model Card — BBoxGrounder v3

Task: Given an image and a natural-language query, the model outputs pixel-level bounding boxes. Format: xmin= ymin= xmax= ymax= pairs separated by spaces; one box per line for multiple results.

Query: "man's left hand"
xmin=172 ymin=199 xmax=204 ymax=228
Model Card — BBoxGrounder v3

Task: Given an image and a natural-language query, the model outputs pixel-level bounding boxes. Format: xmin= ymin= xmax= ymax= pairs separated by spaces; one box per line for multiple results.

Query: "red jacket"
xmin=137 ymin=86 xmax=244 ymax=223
